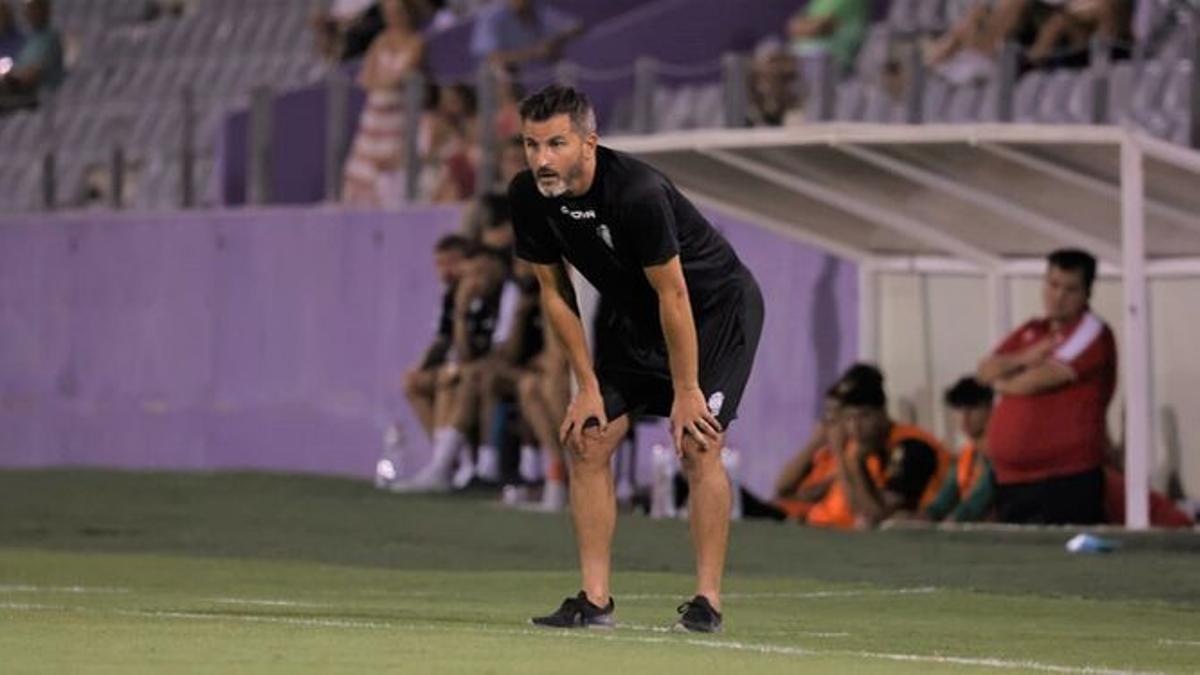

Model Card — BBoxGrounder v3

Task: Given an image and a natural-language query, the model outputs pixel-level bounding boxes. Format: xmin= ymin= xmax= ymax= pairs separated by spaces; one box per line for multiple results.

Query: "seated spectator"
xmin=738 ymin=363 xmax=883 ymax=521
xmin=312 ymin=0 xmax=383 ymax=62
xmin=978 ymin=248 xmax=1115 ymax=525
xmin=470 ymin=0 xmax=583 ymax=71
xmin=923 ymin=377 xmax=996 ymax=523
xmin=399 ymin=246 xmax=511 ymax=490
xmin=0 ymin=1 xmax=23 ymax=62
xmin=926 ymin=0 xmax=1041 ymax=84
xmin=1025 ymin=0 xmax=1133 ymax=69
xmin=402 ymin=234 xmax=474 ymax=441
xmin=806 ymin=370 xmax=951 ymax=529
xmin=0 ymin=0 xmax=63 ymax=112
xmin=787 ymin=0 xmax=870 ymax=75
xmin=341 ymin=0 xmax=426 ymax=208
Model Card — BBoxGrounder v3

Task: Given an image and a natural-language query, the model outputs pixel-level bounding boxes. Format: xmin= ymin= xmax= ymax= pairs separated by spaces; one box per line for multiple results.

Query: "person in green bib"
xmin=787 ymin=0 xmax=870 ymax=74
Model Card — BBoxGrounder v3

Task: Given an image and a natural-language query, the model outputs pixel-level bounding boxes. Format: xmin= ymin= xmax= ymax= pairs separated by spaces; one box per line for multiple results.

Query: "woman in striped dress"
xmin=342 ymin=0 xmax=426 ymax=208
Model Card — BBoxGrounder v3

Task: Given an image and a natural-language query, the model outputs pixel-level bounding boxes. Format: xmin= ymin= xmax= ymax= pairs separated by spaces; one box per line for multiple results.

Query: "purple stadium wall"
xmin=0 ymin=206 xmax=855 ymax=495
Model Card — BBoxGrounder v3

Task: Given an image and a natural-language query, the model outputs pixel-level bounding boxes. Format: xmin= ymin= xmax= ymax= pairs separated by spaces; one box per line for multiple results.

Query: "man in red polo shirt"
xmin=978 ymin=249 xmax=1116 ymax=524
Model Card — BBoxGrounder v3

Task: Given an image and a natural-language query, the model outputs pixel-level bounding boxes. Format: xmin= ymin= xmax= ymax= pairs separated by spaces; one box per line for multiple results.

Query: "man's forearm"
xmin=538 ymin=286 xmax=596 ymax=391
xmin=977 ymin=353 xmax=1025 ymax=384
xmin=657 ymin=287 xmax=701 ymax=395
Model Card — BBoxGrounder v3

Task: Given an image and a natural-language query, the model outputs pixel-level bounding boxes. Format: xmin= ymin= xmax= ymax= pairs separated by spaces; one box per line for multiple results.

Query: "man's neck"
xmin=1049 ymin=310 xmax=1086 ymax=331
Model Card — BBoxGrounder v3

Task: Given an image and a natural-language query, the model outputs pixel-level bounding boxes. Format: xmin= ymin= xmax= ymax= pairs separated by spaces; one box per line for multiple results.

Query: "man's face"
xmin=955 ymin=406 xmax=991 ymax=440
xmin=1042 ymin=265 xmax=1089 ymax=323
xmin=522 ymin=113 xmax=595 ymax=198
xmin=842 ymin=405 xmax=889 ymax=450
xmin=467 ymin=255 xmax=506 ymax=291
xmin=433 ymin=250 xmax=464 ymax=285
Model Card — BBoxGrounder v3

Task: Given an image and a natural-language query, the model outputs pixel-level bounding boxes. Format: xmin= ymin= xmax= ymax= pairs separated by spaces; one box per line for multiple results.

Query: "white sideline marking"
xmin=621 ymin=622 xmax=850 ymax=638
xmin=1158 ymin=639 xmax=1200 ymax=647
xmin=206 ymin=597 xmax=331 ymax=608
xmin=0 ymin=602 xmax=69 ymax=610
xmin=0 ymin=601 xmax=1155 ymax=673
xmin=621 ymin=586 xmax=938 ymax=601
xmin=9 ymin=604 xmax=1140 ymax=674
xmin=0 ymin=585 xmax=130 ymax=594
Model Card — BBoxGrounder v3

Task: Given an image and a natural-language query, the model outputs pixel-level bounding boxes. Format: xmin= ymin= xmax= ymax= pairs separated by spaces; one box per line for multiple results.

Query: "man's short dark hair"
xmin=435 ymin=233 xmax=472 ymax=255
xmin=519 ymin=84 xmax=597 ymax=136
xmin=481 ymin=193 xmax=512 ymax=228
xmin=838 ymin=369 xmax=887 ymax=409
xmin=1047 ymin=248 xmax=1097 ymax=294
xmin=826 ymin=362 xmax=884 ymax=399
xmin=944 ymin=376 xmax=993 ymax=409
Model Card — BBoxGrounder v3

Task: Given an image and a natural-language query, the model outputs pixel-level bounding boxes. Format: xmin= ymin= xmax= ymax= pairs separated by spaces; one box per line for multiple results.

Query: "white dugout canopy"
xmin=611 ymin=123 xmax=1200 ymax=530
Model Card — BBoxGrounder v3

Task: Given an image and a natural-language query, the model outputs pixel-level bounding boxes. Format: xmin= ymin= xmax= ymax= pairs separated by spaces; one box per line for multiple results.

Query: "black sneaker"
xmin=530 ymin=591 xmax=616 ymax=629
xmin=674 ymin=595 xmax=722 ymax=633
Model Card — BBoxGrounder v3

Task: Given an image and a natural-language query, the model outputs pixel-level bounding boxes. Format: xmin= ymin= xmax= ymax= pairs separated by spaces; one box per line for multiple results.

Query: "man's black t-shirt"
xmin=509 ymin=146 xmax=746 ymax=348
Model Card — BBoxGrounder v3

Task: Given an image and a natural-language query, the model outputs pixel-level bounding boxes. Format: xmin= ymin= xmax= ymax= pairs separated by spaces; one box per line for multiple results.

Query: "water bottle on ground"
xmin=375 ymin=422 xmax=406 ymax=489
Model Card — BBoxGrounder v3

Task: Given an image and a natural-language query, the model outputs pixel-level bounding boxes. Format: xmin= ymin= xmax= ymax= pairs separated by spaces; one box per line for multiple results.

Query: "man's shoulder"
xmin=601 ymin=147 xmax=666 ymax=201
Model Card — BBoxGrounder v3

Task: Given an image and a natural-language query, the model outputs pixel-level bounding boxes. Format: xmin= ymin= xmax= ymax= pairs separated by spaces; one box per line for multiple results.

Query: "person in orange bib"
xmin=924 ymin=376 xmax=996 ymax=523
xmin=806 ymin=370 xmax=951 ymax=529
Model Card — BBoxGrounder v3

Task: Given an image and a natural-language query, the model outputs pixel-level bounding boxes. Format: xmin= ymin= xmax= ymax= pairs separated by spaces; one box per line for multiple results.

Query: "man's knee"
xmin=679 ymin=434 xmax=726 ymax=476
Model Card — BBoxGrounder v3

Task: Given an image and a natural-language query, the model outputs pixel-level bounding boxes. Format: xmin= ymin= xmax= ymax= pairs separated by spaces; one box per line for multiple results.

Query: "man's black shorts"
xmin=592 ymin=269 xmax=763 ymax=430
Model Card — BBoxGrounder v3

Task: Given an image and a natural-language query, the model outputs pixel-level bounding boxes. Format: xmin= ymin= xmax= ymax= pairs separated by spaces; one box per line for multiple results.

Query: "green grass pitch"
xmin=1 ymin=470 xmax=1198 ymax=673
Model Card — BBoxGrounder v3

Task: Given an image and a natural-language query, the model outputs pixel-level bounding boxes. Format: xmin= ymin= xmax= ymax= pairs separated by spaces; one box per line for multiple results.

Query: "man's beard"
xmin=535 ymin=160 xmax=583 ymax=198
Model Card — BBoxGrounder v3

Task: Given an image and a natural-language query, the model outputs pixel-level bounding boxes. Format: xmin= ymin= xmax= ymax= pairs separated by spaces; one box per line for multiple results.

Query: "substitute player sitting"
xmin=511 ymin=85 xmax=764 ymax=633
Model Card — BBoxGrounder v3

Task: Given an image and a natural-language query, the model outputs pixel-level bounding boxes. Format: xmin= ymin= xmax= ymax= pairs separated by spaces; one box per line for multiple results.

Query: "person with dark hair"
xmin=977 ymin=248 xmax=1115 ymax=525
xmin=470 ymin=0 xmax=582 ymax=71
xmin=805 ymin=372 xmax=951 ymax=529
xmin=766 ymin=363 xmax=883 ymax=520
xmin=0 ymin=0 xmax=62 ymax=111
xmin=341 ymin=0 xmax=426 ymax=207
xmin=402 ymin=234 xmax=474 ymax=440
xmin=923 ymin=377 xmax=996 ymax=523
xmin=399 ymin=244 xmax=511 ymax=490
xmin=511 ymin=85 xmax=763 ymax=633
xmin=0 ymin=1 xmax=24 ymax=63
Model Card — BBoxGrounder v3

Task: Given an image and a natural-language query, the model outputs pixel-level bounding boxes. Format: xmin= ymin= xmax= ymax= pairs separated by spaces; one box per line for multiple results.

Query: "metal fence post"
xmin=721 ymin=52 xmax=750 ymax=128
xmin=1190 ymin=21 xmax=1200 ymax=149
xmin=40 ymin=92 xmax=56 ymax=211
xmin=181 ymin=85 xmax=196 ymax=208
xmin=995 ymin=42 xmax=1019 ymax=122
xmin=904 ymin=40 xmax=926 ymax=124
xmin=808 ymin=51 xmax=836 ymax=122
xmin=632 ymin=57 xmax=657 ymax=135
xmin=247 ymin=85 xmax=274 ymax=206
xmin=1088 ymin=36 xmax=1111 ymax=125
xmin=324 ymin=69 xmax=348 ymax=203
xmin=110 ymin=145 xmax=124 ymax=210
xmin=475 ymin=64 xmax=498 ymax=198
xmin=403 ymin=72 xmax=425 ymax=202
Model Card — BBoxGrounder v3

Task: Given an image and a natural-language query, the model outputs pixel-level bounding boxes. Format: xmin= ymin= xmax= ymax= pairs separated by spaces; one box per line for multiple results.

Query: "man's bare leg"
xmin=680 ymin=431 xmax=730 ymax=612
xmin=403 ymin=368 xmax=437 ymax=440
xmin=566 ymin=414 xmax=630 ymax=607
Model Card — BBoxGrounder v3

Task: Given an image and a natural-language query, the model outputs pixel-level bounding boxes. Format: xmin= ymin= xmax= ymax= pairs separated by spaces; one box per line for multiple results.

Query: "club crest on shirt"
xmin=707 ymin=391 xmax=725 ymax=416
xmin=596 ymin=224 xmax=614 ymax=249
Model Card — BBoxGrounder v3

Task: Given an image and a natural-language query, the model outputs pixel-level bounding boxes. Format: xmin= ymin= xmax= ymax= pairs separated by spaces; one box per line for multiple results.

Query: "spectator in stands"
xmin=401 ymin=246 xmax=510 ymax=490
xmin=786 ymin=0 xmax=870 ymax=74
xmin=0 ymin=1 xmax=23 ymax=62
xmin=1025 ymin=0 xmax=1133 ymax=68
xmin=428 ymin=82 xmax=479 ymax=202
xmin=312 ymin=0 xmax=382 ymax=62
xmin=466 ymin=256 xmax=545 ymax=489
xmin=805 ymin=370 xmax=950 ymax=529
xmin=403 ymin=234 xmax=474 ymax=440
xmin=978 ymin=248 xmax=1115 ymax=525
xmin=0 ymin=0 xmax=63 ymax=111
xmin=923 ymin=377 xmax=996 ymax=523
xmin=470 ymin=0 xmax=583 ymax=71
xmin=926 ymin=0 xmax=1042 ymax=84
xmin=342 ymin=0 xmax=427 ymax=208
xmin=746 ymin=364 xmax=883 ymax=521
